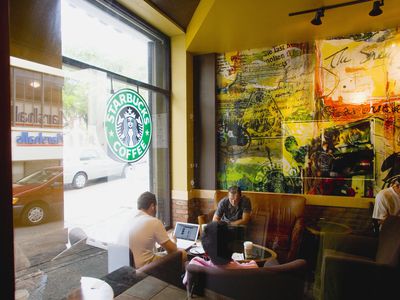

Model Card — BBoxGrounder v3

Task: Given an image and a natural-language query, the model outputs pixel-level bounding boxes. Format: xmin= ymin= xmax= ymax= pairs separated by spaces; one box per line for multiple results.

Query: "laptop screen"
xmin=174 ymin=222 xmax=199 ymax=241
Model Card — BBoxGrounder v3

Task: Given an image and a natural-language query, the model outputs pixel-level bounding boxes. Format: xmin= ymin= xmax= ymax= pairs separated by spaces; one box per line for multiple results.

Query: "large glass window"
xmin=62 ymin=0 xmax=169 ymax=90
xmin=12 ymin=0 xmax=170 ymax=298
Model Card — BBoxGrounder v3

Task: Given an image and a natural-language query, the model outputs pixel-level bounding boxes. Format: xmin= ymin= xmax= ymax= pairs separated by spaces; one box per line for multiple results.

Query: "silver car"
xmin=63 ymin=148 xmax=132 ymax=188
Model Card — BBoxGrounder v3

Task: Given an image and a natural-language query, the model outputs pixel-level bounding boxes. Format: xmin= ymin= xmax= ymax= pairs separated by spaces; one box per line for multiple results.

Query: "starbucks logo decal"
xmin=104 ymin=88 xmax=152 ymax=162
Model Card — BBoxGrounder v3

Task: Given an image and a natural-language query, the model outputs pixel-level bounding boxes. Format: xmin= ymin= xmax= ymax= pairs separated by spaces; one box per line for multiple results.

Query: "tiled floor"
xmin=112 ymin=272 xmax=318 ymax=300
xmin=115 ymin=276 xmax=187 ymax=300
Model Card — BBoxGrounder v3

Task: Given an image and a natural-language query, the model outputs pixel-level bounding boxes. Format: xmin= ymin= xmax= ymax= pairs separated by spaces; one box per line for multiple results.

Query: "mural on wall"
xmin=217 ymin=43 xmax=315 ymax=193
xmin=217 ymin=28 xmax=400 ymax=198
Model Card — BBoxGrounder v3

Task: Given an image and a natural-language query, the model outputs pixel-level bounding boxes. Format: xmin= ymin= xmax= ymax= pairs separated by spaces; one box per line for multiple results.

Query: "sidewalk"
xmin=16 ymin=240 xmax=108 ymax=300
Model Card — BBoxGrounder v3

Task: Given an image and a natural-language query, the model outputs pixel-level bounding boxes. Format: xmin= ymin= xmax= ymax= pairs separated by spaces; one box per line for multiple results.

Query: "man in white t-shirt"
xmin=120 ymin=192 xmax=178 ymax=268
xmin=373 ymin=178 xmax=400 ymax=227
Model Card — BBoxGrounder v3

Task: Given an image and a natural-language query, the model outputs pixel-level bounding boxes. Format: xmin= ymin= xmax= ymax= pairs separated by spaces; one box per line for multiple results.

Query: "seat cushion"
xmin=247 ymin=214 xmax=267 ymax=245
xmin=376 ymin=216 xmax=400 ymax=266
xmin=212 ymin=190 xmax=306 ymax=263
xmin=265 ymin=232 xmax=290 ymax=251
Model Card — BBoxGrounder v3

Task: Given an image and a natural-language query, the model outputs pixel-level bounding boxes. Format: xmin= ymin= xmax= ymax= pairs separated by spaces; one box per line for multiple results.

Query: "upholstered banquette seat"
xmin=198 ymin=190 xmax=306 ymax=263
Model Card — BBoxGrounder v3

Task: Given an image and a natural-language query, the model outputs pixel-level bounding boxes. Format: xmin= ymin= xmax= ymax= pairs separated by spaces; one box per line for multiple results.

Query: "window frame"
xmin=1 ymin=0 xmax=15 ymax=298
xmin=62 ymin=0 xmax=172 ymax=226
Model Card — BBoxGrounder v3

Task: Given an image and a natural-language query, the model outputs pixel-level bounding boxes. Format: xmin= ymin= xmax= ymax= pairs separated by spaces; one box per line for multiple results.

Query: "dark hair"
xmin=137 ymin=192 xmax=157 ymax=210
xmin=201 ymin=221 xmax=235 ymax=265
xmin=228 ymin=185 xmax=241 ymax=195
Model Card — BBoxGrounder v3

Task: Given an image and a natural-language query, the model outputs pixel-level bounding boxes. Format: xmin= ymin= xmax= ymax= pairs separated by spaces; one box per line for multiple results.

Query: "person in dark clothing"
xmin=212 ymin=186 xmax=252 ymax=225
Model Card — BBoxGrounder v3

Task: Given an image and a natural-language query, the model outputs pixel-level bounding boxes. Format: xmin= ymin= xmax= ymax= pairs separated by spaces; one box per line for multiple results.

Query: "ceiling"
xmin=145 ymin=0 xmax=200 ymax=31
xmin=121 ymin=0 xmax=400 ymax=54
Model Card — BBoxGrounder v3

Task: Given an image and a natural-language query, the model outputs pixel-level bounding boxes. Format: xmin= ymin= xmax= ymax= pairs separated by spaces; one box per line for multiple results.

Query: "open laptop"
xmin=173 ymin=222 xmax=200 ymax=250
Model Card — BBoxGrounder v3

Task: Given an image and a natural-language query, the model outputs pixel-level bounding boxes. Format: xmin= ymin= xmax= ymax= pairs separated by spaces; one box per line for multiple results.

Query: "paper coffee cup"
xmin=243 ymin=241 xmax=253 ymax=259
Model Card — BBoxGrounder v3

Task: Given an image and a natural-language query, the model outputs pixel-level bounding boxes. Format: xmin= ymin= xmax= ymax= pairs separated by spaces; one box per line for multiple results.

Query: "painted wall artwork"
xmin=216 ymin=28 xmax=400 ymax=198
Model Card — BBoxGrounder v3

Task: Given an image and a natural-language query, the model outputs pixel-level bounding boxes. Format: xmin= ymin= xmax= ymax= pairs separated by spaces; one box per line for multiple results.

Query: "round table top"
xmin=306 ymin=220 xmax=352 ymax=236
xmin=232 ymin=241 xmax=277 ymax=265
xmin=67 ymin=277 xmax=114 ymax=300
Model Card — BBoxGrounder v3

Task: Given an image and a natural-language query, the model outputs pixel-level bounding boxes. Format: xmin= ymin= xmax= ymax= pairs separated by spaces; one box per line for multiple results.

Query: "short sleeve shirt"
xmin=215 ymin=195 xmax=252 ymax=223
xmin=119 ymin=211 xmax=170 ymax=268
xmin=373 ymin=187 xmax=400 ymax=221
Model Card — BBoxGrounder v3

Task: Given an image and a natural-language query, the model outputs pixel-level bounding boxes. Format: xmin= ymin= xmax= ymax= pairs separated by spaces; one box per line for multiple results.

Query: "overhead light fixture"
xmin=369 ymin=0 xmax=384 ymax=16
xmin=289 ymin=0 xmax=381 ymax=26
xmin=311 ymin=9 xmax=324 ymax=26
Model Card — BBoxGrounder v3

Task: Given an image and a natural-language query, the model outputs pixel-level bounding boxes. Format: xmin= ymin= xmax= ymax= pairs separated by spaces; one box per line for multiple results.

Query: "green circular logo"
xmin=104 ymin=88 xmax=152 ymax=162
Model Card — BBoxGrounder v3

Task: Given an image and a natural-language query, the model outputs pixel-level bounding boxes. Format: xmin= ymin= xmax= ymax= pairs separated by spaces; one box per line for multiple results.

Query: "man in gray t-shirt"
xmin=212 ymin=186 xmax=252 ymax=225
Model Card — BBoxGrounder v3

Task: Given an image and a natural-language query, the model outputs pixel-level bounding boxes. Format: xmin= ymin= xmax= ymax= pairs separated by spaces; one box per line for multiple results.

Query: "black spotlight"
xmin=311 ymin=8 xmax=324 ymax=25
xmin=369 ymin=0 xmax=384 ymax=16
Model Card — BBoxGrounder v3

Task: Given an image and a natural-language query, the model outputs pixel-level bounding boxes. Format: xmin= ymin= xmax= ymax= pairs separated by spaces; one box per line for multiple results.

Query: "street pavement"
xmin=14 ymin=176 xmax=145 ymax=299
xmin=15 ymin=224 xmax=108 ymax=300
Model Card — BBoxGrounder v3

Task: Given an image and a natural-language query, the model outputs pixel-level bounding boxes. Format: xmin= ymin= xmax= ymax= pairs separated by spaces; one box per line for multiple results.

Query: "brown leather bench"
xmin=198 ymin=190 xmax=306 ymax=263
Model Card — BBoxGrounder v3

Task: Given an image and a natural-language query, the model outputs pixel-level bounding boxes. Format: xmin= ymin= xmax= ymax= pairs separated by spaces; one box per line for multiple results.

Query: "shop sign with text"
xmin=16 ymin=132 xmax=63 ymax=146
xmin=104 ymin=88 xmax=152 ymax=162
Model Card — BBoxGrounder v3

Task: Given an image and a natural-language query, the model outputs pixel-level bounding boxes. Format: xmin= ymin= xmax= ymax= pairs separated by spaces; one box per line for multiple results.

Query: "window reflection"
xmin=13 ymin=0 xmax=170 ymax=298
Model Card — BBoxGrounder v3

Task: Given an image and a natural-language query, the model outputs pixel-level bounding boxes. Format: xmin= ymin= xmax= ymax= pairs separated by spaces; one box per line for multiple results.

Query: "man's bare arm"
xmin=230 ymin=212 xmax=251 ymax=225
xmin=160 ymin=239 xmax=177 ymax=253
xmin=212 ymin=214 xmax=221 ymax=222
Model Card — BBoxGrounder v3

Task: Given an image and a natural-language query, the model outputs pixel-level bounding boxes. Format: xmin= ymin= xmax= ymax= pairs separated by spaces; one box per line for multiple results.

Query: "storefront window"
xmin=12 ymin=0 xmax=170 ymax=298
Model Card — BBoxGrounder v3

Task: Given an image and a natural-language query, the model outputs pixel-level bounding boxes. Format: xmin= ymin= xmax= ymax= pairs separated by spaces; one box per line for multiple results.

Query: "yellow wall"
xmin=171 ymin=35 xmax=194 ymax=196
xmin=186 ymin=50 xmax=194 ymax=191
xmin=192 ymin=189 xmax=373 ymax=208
